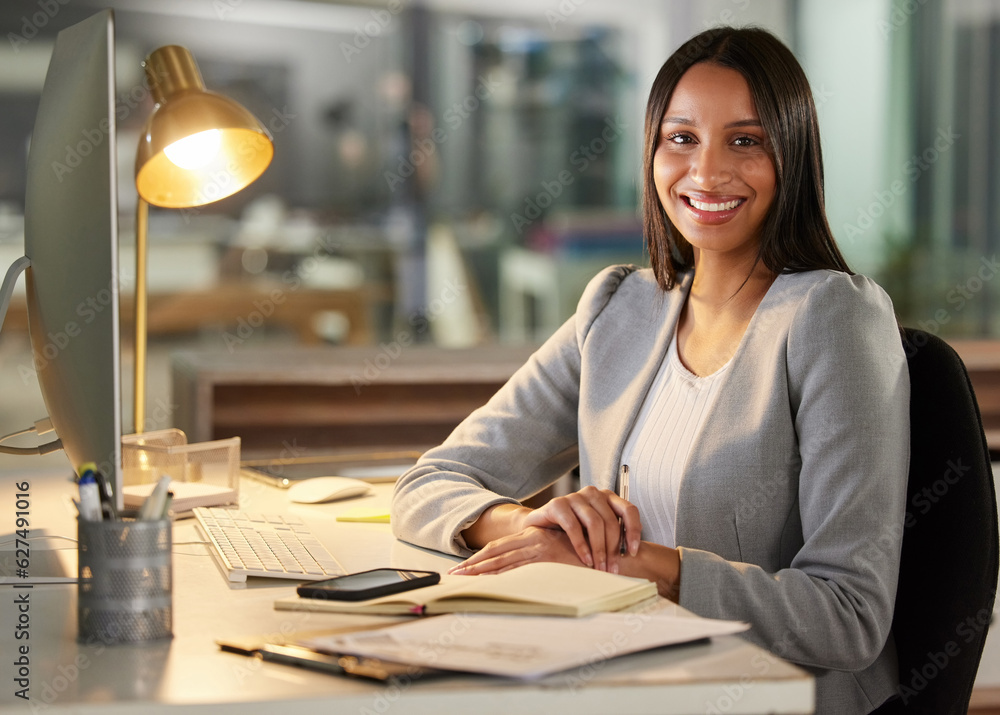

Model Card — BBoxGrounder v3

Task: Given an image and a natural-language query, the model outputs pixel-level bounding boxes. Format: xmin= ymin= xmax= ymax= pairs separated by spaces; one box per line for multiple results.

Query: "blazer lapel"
xmin=593 ymin=272 xmax=692 ymax=490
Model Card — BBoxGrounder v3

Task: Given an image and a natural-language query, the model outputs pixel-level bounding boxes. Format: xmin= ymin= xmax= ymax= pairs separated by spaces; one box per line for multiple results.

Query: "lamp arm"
xmin=0 ymin=256 xmax=30 ymax=336
xmin=134 ymin=198 xmax=148 ymax=433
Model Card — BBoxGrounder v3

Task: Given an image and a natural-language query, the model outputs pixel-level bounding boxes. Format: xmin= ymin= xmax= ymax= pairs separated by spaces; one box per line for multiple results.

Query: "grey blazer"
xmin=391 ymin=265 xmax=910 ymax=714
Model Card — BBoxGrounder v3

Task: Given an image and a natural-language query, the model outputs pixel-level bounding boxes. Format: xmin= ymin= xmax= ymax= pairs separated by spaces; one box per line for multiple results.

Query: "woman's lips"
xmin=681 ymin=195 xmax=747 ymax=224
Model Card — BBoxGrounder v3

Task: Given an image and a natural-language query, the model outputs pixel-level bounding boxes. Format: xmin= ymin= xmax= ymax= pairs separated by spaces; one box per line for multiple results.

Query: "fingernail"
xmin=611 ymin=563 xmax=619 ymax=574
xmin=584 ymin=554 xmax=593 ymax=567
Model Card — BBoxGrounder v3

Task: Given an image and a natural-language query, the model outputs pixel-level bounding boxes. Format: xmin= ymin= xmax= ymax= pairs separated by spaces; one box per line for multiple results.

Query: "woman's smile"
xmin=681 ymin=193 xmax=748 ymax=223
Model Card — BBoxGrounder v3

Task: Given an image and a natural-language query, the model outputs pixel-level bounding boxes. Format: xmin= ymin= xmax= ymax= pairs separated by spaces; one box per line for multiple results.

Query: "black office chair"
xmin=872 ymin=328 xmax=999 ymax=714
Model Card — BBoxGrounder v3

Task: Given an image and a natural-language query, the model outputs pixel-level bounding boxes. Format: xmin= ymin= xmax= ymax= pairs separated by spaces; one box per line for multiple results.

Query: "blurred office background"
xmin=0 ymin=0 xmax=998 ymax=435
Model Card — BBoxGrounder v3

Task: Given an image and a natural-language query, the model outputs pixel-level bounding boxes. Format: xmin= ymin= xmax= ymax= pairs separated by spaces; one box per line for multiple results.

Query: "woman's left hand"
xmin=448 ymin=526 xmax=585 ymax=575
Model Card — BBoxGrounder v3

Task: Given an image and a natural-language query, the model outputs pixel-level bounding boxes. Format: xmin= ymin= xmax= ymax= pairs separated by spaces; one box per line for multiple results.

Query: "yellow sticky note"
xmin=336 ymin=507 xmax=390 ymax=523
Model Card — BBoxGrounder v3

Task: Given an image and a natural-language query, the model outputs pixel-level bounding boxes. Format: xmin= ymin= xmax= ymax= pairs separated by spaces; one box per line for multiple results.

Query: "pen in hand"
xmin=618 ymin=464 xmax=629 ymax=556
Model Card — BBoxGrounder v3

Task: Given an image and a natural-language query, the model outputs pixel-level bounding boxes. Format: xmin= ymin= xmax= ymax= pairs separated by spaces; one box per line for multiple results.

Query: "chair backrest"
xmin=873 ymin=328 xmax=999 ymax=714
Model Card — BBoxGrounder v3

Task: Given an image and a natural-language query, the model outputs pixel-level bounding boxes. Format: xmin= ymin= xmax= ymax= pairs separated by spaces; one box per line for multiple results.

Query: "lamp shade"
xmin=135 ymin=45 xmax=273 ymax=209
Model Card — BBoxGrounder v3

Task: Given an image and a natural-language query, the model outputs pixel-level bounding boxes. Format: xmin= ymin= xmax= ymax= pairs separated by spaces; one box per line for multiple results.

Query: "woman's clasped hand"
xmin=449 ymin=486 xmax=642 ymax=576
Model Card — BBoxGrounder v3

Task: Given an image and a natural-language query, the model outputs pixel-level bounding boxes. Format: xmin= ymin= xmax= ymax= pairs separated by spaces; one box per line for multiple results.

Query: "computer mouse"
xmin=286 ymin=477 xmax=373 ymax=504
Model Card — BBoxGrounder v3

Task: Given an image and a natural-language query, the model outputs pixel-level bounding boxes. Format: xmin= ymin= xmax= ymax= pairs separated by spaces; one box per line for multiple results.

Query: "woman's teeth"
xmin=689 ymin=198 xmax=742 ymax=212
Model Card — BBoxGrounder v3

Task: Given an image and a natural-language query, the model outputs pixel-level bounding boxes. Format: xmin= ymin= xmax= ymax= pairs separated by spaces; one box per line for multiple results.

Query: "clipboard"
xmin=217 ymin=640 xmax=443 ymax=681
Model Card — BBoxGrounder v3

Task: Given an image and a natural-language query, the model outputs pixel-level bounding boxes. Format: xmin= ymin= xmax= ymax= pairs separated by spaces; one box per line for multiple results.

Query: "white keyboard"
xmin=193 ymin=507 xmax=346 ymax=583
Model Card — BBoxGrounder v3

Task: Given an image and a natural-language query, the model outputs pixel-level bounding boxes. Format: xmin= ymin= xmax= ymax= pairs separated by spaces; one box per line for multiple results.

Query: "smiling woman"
xmin=655 ymin=63 xmax=775 ymax=248
xmin=392 ymin=26 xmax=910 ymax=715
xmin=642 ymin=27 xmax=849 ymax=293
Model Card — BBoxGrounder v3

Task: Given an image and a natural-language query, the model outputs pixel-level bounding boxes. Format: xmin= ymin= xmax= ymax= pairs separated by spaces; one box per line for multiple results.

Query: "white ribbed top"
xmin=619 ymin=332 xmax=732 ymax=548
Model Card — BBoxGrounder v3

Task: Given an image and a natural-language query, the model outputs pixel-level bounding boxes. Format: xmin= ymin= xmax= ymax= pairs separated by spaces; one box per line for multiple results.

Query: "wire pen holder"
xmin=77 ymin=516 xmax=172 ymax=643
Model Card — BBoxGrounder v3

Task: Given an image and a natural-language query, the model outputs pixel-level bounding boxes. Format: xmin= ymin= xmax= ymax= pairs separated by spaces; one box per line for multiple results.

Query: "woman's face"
xmin=653 ymin=62 xmax=776 ymax=261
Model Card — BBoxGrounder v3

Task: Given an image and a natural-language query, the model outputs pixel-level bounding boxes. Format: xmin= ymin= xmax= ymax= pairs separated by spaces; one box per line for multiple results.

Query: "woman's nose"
xmin=690 ymin=144 xmax=732 ymax=188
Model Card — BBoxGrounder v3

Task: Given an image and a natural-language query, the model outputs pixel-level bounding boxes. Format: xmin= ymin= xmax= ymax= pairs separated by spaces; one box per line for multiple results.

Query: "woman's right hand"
xmin=521 ymin=486 xmax=641 ymax=573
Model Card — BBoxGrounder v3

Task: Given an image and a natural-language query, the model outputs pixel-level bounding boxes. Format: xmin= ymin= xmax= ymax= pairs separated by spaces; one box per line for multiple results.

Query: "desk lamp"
xmin=133 ymin=46 xmax=273 ymax=432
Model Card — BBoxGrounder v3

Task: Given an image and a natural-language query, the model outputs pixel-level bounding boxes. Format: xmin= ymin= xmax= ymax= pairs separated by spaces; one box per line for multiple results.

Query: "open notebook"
xmin=276 ymin=562 xmax=658 ymax=617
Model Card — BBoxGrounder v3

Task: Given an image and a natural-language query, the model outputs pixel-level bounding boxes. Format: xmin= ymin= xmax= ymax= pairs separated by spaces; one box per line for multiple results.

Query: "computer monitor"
xmin=0 ymin=10 xmax=122 ymax=505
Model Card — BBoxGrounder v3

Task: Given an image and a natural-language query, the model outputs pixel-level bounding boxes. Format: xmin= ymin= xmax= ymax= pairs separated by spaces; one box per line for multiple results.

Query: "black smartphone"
xmin=297 ymin=568 xmax=440 ymax=601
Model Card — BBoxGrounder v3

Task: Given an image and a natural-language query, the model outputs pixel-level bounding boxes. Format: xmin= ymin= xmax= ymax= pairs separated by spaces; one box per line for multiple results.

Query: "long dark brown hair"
xmin=643 ymin=26 xmax=851 ymax=291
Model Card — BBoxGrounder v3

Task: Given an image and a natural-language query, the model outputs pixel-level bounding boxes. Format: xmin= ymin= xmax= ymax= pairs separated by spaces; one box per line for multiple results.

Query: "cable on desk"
xmin=0 ymin=416 xmax=62 ymax=455
xmin=0 ymin=426 xmax=34 ymax=441
xmin=0 ymin=440 xmax=62 ymax=455
xmin=0 ymin=534 xmax=78 ymax=548
xmin=0 ymin=535 xmax=212 ymax=553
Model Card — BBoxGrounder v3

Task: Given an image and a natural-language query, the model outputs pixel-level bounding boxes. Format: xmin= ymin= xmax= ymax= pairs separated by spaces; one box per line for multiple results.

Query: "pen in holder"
xmin=77 ymin=515 xmax=173 ymax=644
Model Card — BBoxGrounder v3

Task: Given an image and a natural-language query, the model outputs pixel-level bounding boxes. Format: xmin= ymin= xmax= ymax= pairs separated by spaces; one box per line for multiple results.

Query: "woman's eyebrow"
xmin=659 ymin=117 xmax=763 ymax=128
xmin=725 ymin=119 xmax=764 ymax=129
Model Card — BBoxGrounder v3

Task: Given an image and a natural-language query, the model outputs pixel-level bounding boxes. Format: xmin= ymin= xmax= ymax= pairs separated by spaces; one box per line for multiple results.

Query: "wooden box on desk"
xmin=171 ymin=344 xmax=537 ymax=457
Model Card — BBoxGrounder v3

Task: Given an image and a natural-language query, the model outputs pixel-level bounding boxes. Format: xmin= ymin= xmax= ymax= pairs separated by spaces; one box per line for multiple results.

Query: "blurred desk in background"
xmin=171 ymin=344 xmax=536 ymax=458
xmin=3 ymin=282 xmax=381 ymax=345
xmin=952 ymin=340 xmax=1000 ymax=457
xmin=137 ymin=282 xmax=378 ymax=345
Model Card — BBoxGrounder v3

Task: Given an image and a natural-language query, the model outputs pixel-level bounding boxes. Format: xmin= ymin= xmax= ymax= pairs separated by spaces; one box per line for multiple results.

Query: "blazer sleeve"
xmin=390 ymin=265 xmax=638 ymax=556
xmin=677 ymin=273 xmax=910 ymax=671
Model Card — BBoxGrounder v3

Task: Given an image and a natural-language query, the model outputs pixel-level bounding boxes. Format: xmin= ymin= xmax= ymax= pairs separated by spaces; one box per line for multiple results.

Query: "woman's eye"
xmin=663 ymin=132 xmax=692 ymax=144
xmin=733 ymin=135 xmax=761 ymax=147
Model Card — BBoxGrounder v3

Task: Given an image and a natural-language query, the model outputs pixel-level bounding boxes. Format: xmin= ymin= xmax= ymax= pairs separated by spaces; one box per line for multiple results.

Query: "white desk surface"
xmin=0 ymin=468 xmax=813 ymax=714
